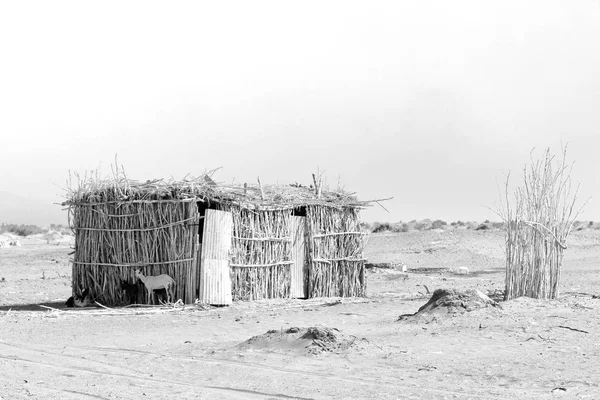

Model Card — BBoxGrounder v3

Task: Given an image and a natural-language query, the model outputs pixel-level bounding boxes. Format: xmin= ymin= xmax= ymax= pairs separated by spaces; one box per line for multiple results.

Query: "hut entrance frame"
xmin=196 ymin=209 xmax=309 ymax=305
xmin=194 ymin=204 xmax=366 ymax=305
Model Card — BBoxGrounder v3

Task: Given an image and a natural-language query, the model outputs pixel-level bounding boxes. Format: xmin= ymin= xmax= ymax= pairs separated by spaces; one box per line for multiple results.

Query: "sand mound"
xmin=237 ymin=326 xmax=363 ymax=355
xmin=399 ymin=288 xmax=499 ymax=322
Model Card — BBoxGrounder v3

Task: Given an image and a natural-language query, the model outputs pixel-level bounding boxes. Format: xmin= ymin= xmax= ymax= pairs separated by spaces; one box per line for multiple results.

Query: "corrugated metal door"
xmin=199 ymin=209 xmax=233 ymax=305
xmin=290 ymin=216 xmax=307 ymax=298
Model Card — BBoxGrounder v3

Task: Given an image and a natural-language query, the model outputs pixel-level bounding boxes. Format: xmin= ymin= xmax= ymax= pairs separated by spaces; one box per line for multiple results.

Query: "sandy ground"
xmin=1 ymin=229 xmax=599 ymax=399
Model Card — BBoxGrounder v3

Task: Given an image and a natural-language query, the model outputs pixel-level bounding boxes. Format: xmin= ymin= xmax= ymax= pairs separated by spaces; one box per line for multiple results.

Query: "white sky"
xmin=1 ymin=0 xmax=599 ymax=223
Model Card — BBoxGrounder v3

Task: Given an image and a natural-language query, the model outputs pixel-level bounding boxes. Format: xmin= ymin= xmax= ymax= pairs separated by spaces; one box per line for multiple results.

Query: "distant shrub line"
xmin=364 ymin=220 xmax=501 ymax=233
xmin=364 ymin=219 xmax=600 ymax=234
xmin=1 ymin=220 xmax=598 ymax=236
xmin=0 ymin=223 xmax=71 ymax=237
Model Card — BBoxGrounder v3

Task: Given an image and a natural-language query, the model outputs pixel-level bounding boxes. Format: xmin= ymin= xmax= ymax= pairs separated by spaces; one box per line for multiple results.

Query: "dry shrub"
xmin=497 ymin=147 xmax=585 ymax=300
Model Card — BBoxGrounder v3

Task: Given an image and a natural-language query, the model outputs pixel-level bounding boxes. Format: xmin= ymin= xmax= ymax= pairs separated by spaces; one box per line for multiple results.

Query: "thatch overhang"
xmin=63 ymin=171 xmax=377 ymax=211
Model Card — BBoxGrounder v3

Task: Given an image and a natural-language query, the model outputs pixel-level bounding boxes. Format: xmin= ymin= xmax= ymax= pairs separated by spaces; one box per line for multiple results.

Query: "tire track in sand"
xmin=6 ymin=341 xmax=517 ymax=399
xmin=0 ymin=341 xmax=307 ymax=399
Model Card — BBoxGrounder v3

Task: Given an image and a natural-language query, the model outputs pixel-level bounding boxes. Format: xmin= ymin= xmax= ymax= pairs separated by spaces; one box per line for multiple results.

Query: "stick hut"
xmin=64 ymin=170 xmax=379 ymax=306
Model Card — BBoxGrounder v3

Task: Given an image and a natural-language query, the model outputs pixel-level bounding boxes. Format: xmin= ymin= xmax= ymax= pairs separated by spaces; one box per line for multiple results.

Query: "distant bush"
xmin=412 ymin=222 xmax=427 ymax=231
xmin=490 ymin=221 xmax=505 ymax=230
xmin=465 ymin=221 xmax=480 ymax=230
xmin=431 ymin=219 xmax=447 ymax=230
xmin=369 ymin=219 xmax=506 ymax=233
xmin=397 ymin=223 xmax=410 ymax=232
xmin=372 ymin=222 xmax=393 ymax=233
xmin=49 ymin=224 xmax=72 ymax=235
xmin=413 ymin=219 xmax=432 ymax=231
xmin=0 ymin=223 xmax=45 ymax=236
xmin=371 ymin=221 xmax=411 ymax=233
xmin=359 ymin=222 xmax=372 ymax=232
xmin=570 ymin=221 xmax=600 ymax=231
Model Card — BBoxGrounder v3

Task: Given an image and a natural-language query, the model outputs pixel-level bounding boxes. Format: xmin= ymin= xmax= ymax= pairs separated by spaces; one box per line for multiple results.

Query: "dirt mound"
xmin=399 ymin=288 xmax=500 ymax=322
xmin=237 ymin=326 xmax=363 ymax=355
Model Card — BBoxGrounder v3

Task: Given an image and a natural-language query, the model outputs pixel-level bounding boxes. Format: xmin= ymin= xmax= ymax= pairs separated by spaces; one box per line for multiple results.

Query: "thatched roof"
xmin=63 ymin=169 xmax=384 ymax=210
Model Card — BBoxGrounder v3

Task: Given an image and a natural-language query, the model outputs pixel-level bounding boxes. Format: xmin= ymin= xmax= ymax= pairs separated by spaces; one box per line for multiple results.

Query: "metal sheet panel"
xmin=290 ymin=216 xmax=307 ymax=298
xmin=199 ymin=209 xmax=233 ymax=305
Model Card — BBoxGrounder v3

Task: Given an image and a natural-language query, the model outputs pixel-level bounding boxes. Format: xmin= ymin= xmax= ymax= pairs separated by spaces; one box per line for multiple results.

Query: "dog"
xmin=65 ymin=288 xmax=93 ymax=307
xmin=119 ymin=279 xmax=139 ymax=304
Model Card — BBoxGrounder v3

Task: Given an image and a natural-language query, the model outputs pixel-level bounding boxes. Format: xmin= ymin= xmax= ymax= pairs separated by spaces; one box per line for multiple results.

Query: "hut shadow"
xmin=0 ymin=301 xmax=71 ymax=312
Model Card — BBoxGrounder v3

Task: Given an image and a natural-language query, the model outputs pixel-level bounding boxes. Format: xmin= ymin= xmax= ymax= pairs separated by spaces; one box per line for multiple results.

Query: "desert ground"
xmin=1 ymin=228 xmax=599 ymax=399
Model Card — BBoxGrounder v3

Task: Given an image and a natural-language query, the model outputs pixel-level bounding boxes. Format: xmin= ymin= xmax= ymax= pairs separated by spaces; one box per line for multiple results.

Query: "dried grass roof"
xmin=63 ymin=168 xmax=386 ymax=210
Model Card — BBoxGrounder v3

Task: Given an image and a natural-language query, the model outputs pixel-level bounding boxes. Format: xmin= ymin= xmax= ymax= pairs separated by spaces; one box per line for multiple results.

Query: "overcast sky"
xmin=1 ymin=0 xmax=599 ymax=224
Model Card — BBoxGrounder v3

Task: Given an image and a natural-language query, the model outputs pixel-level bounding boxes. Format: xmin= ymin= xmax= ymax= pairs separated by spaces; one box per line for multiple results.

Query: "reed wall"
xmin=305 ymin=205 xmax=367 ymax=298
xmin=70 ymin=199 xmax=199 ymax=305
xmin=221 ymin=205 xmax=293 ymax=301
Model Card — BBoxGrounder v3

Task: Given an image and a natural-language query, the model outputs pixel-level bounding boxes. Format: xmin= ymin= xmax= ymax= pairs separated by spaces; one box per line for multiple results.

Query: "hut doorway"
xmin=290 ymin=216 xmax=307 ymax=298
xmin=197 ymin=209 xmax=233 ymax=305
